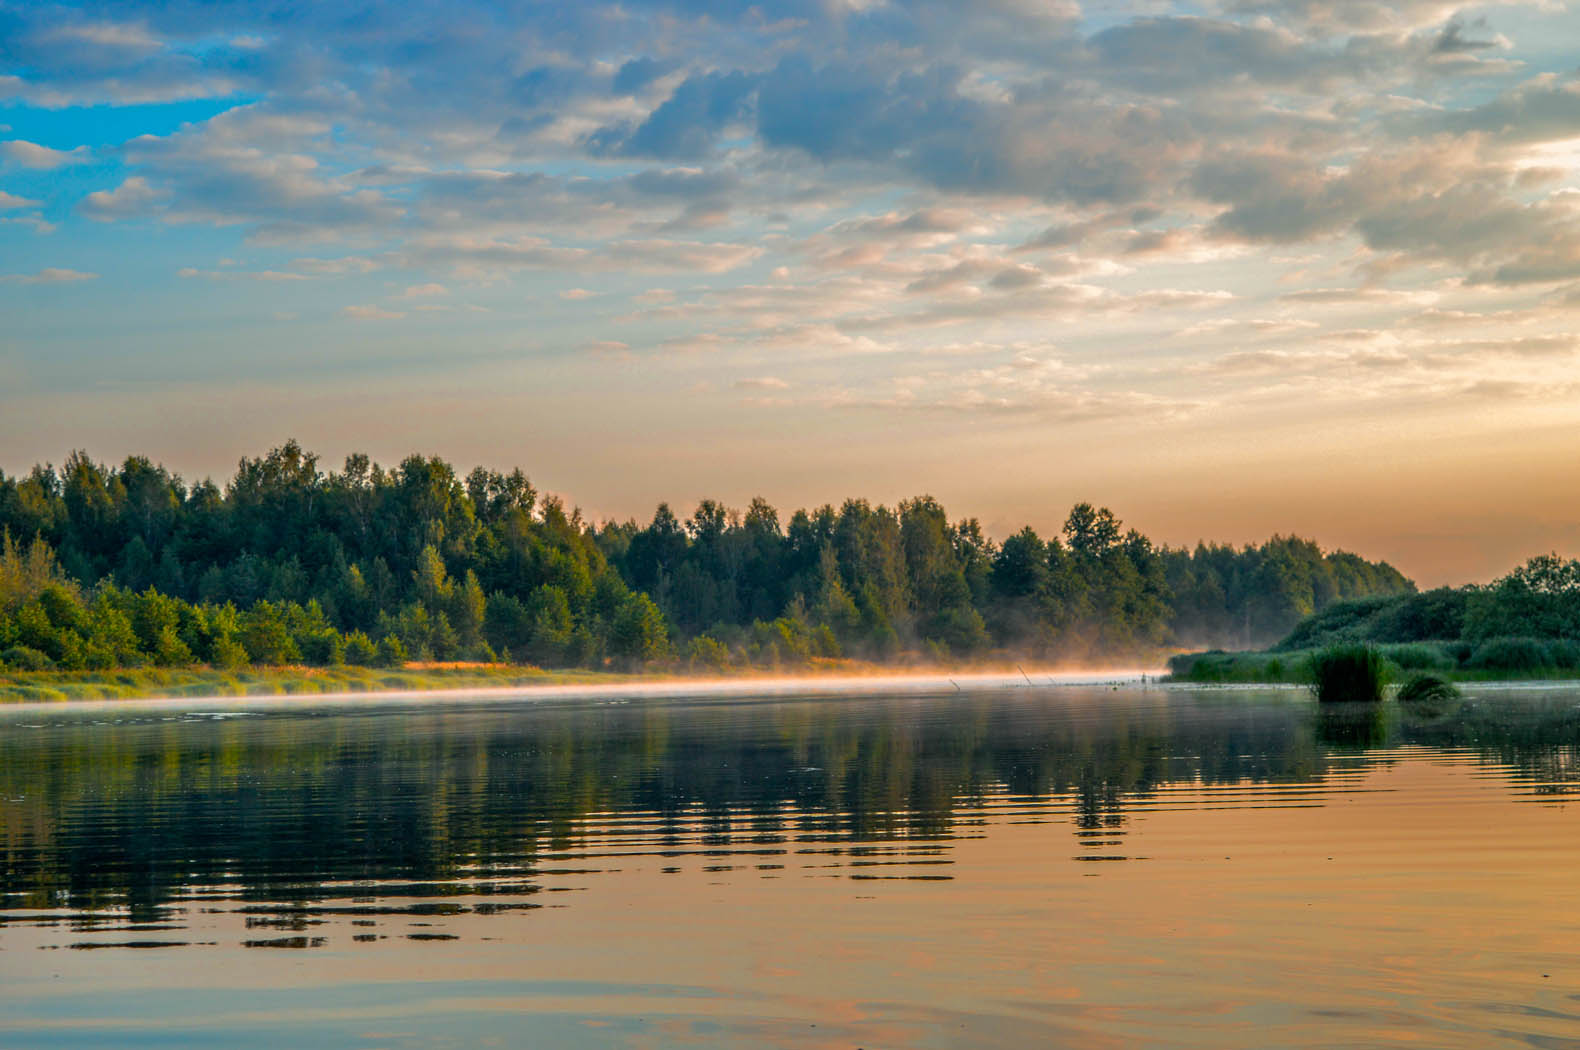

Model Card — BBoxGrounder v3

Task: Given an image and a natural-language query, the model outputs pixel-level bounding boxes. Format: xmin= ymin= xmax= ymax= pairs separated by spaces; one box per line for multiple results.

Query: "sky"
xmin=2 ymin=0 xmax=1580 ymax=587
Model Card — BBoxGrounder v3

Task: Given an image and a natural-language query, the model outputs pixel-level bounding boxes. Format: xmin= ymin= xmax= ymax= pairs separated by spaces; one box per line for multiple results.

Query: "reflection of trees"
xmin=1316 ymin=703 xmax=1392 ymax=750
xmin=1399 ymin=695 xmax=1580 ymax=795
xmin=2 ymin=689 xmax=1574 ymax=918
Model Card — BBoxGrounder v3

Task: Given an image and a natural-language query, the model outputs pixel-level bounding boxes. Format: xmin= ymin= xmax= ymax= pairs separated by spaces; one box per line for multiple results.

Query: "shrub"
xmin=1381 ymin=643 xmax=1454 ymax=672
xmin=1396 ymin=672 xmax=1460 ymax=708
xmin=1307 ymin=643 xmax=1389 ymax=703
xmin=152 ymin=624 xmax=194 ymax=666
xmin=0 ymin=645 xmax=54 ymax=671
xmin=343 ymin=631 xmax=379 ymax=667
xmin=1547 ymin=639 xmax=1580 ymax=669
xmin=1466 ymin=636 xmax=1551 ymax=672
xmin=685 ymin=635 xmax=731 ymax=672
xmin=375 ymin=634 xmax=408 ymax=668
xmin=209 ymin=635 xmax=250 ymax=670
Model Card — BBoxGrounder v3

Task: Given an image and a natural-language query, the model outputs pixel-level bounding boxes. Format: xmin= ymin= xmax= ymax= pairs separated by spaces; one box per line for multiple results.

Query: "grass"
xmin=0 ymin=664 xmax=631 ymax=703
xmin=1307 ymin=644 xmax=1390 ymax=704
xmin=0 ymin=654 xmax=981 ymax=703
xmin=1170 ymin=636 xmax=1580 ymax=688
xmin=1395 ymin=671 xmax=1461 ymax=710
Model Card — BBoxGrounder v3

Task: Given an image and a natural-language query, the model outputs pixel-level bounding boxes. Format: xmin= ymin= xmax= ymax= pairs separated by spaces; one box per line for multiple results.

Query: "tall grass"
xmin=1307 ymin=643 xmax=1389 ymax=703
xmin=1395 ymin=672 xmax=1460 ymax=712
xmin=0 ymin=664 xmax=625 ymax=703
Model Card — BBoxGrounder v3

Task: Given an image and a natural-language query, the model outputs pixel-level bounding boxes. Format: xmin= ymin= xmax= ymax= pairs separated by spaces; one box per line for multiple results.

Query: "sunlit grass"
xmin=0 ymin=664 xmax=625 ymax=703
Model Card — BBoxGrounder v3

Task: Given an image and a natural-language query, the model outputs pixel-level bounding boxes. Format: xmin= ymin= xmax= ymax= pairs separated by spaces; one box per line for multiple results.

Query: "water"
xmin=2 ymin=682 xmax=1578 ymax=1048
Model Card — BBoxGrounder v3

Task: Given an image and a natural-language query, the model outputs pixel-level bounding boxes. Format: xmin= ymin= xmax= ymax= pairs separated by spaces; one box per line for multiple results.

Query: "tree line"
xmin=0 ymin=442 xmax=1413 ymax=672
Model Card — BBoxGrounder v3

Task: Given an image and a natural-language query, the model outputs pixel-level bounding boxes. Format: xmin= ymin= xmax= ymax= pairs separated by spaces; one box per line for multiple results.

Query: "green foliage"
xmin=0 ymin=531 xmax=78 ymax=612
xmin=209 ymin=635 xmax=250 ymax=670
xmin=1396 ymin=672 xmax=1460 ymax=708
xmin=608 ymin=592 xmax=669 ymax=668
xmin=1465 ymin=636 xmax=1558 ymax=673
xmin=0 ymin=443 xmax=1420 ymax=675
xmin=1464 ymin=555 xmax=1580 ymax=641
xmin=240 ymin=601 xmax=301 ymax=665
xmin=1307 ymin=644 xmax=1389 ymax=704
xmin=376 ymin=634 xmax=408 ymax=668
xmin=1276 ymin=589 xmax=1467 ymax=651
xmin=343 ymin=630 xmax=379 ymax=667
xmin=685 ymin=635 xmax=732 ymax=672
xmin=1378 ymin=643 xmax=1455 ymax=672
xmin=1 ymin=644 xmax=53 ymax=671
xmin=1167 ymin=649 xmax=1304 ymax=683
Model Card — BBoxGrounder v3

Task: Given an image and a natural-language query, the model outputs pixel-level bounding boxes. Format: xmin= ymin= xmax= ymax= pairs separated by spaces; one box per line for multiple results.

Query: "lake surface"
xmin=2 ymin=682 xmax=1578 ymax=1048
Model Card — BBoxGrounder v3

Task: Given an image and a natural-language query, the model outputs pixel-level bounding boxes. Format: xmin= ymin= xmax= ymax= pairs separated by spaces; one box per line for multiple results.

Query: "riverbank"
xmin=0 ymin=661 xmax=1157 ymax=704
xmin=1167 ymin=641 xmax=1580 ymax=685
xmin=0 ymin=664 xmax=638 ymax=703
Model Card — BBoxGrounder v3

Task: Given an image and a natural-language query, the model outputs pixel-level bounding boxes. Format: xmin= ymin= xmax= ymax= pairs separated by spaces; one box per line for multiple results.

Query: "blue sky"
xmin=4 ymin=0 xmax=1580 ymax=584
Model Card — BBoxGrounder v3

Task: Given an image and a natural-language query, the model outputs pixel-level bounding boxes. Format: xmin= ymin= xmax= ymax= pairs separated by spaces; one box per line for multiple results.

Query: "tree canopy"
xmin=0 ymin=442 xmax=1414 ymax=672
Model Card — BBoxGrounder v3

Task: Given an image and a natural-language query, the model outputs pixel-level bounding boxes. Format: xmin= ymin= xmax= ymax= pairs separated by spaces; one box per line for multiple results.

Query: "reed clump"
xmin=1396 ymin=672 xmax=1460 ymax=705
xmin=1307 ymin=643 xmax=1389 ymax=703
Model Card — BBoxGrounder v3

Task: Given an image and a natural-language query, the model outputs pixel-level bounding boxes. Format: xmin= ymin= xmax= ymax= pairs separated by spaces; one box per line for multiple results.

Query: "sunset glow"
xmin=4 ymin=1 xmax=1580 ymax=582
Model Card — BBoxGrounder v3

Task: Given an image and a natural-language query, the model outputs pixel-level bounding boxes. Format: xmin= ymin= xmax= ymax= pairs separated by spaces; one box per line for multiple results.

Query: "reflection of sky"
xmin=4 ymin=754 xmax=1578 ymax=1049
xmin=4 ymin=2 xmax=1580 ymax=585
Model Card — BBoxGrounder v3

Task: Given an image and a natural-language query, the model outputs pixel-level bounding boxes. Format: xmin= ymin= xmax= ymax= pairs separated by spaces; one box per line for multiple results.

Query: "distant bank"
xmin=0 ymin=663 xmax=1154 ymax=705
xmin=1169 ymin=553 xmax=1580 ymax=685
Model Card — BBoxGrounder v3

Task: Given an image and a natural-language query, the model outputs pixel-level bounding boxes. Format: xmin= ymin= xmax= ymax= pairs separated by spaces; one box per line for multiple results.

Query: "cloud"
xmin=177 ymin=267 xmax=308 ymax=281
xmin=734 ymin=376 xmax=791 ymax=389
xmin=80 ymin=177 xmax=163 ymax=221
xmin=49 ymin=21 xmax=163 ymax=51
xmin=6 ymin=0 xmax=1580 ymax=448
xmin=590 ymin=71 xmax=758 ymax=158
xmin=1 ymin=268 xmax=98 ymax=284
xmin=343 ymin=304 xmax=405 ymax=320
xmin=1278 ymin=287 xmax=1436 ymax=305
xmin=1 ymin=140 xmax=90 ymax=170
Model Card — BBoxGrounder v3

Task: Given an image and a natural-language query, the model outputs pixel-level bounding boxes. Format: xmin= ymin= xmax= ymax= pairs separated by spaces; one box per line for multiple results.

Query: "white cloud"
xmin=1 ymin=268 xmax=98 ymax=284
xmin=80 ymin=177 xmax=162 ymax=220
xmin=178 ymin=267 xmax=308 ymax=282
xmin=343 ymin=304 xmax=405 ymax=320
xmin=1 ymin=140 xmax=90 ymax=169
xmin=49 ymin=22 xmax=162 ymax=50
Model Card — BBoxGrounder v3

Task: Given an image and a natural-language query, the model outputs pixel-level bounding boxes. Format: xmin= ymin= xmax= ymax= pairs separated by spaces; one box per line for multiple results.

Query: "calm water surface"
xmin=2 ymin=683 xmax=1578 ymax=1048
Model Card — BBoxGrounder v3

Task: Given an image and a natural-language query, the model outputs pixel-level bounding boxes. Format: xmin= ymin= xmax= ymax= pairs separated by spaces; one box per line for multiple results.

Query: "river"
xmin=2 ymin=681 xmax=1577 ymax=1048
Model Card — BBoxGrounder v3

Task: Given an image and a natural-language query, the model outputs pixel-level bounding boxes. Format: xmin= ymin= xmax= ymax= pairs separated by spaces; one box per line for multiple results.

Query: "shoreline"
xmin=0 ymin=667 xmax=1160 ymax=713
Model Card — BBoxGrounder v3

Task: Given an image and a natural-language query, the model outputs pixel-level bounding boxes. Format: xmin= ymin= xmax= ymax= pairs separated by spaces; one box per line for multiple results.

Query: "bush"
xmin=0 ymin=645 xmax=54 ymax=671
xmin=375 ymin=634 xmax=408 ymax=668
xmin=1380 ymin=643 xmax=1454 ymax=672
xmin=343 ymin=631 xmax=379 ymax=667
xmin=685 ymin=635 xmax=732 ymax=672
xmin=1396 ymin=672 xmax=1460 ymax=708
xmin=209 ymin=635 xmax=250 ymax=670
xmin=1547 ymin=639 xmax=1580 ymax=669
xmin=1307 ymin=643 xmax=1389 ymax=703
xmin=1466 ymin=636 xmax=1551 ymax=673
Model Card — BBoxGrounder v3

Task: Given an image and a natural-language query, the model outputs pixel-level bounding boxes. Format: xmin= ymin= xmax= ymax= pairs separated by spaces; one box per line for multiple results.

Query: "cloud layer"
xmin=3 ymin=0 xmax=1580 ymax=582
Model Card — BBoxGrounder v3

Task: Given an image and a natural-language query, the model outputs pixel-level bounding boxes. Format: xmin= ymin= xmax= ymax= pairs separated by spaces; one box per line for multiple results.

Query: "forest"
xmin=0 ymin=442 xmax=1413 ymax=673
